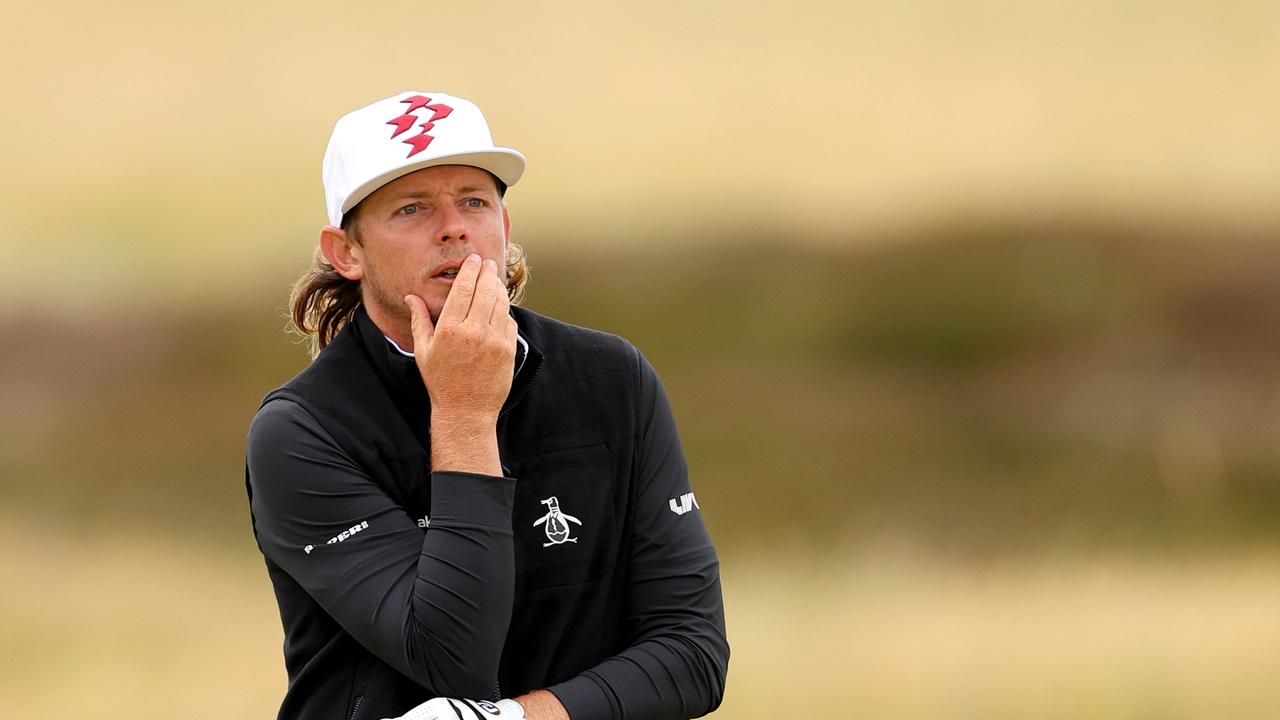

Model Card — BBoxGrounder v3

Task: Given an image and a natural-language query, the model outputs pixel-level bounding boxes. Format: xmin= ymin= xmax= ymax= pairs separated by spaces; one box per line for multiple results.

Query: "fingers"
xmin=437 ymin=253 xmax=484 ymax=325
xmin=471 ymin=258 xmax=503 ymax=326
xmin=502 ymin=304 xmax=518 ymax=346
xmin=480 ymin=261 xmax=516 ymax=350
xmin=439 ymin=253 xmax=508 ymax=328
xmin=488 ymin=261 xmax=512 ymax=329
xmin=404 ymin=293 xmax=434 ymax=352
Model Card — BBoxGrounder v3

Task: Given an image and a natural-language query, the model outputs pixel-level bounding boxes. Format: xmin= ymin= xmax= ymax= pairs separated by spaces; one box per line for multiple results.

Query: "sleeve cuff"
xmin=429 ymin=471 xmax=517 ymax=530
xmin=547 ymin=673 xmax=615 ymax=720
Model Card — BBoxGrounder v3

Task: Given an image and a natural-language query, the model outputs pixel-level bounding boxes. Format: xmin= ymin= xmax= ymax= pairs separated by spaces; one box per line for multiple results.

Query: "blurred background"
xmin=3 ymin=0 xmax=1280 ymax=717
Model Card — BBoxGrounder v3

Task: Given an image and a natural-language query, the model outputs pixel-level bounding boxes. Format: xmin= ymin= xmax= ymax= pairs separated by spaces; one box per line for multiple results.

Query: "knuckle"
xmin=437 ymin=324 xmax=464 ymax=342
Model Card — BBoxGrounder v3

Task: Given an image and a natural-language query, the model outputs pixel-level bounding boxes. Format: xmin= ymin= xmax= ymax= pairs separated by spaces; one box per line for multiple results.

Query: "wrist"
xmin=431 ymin=406 xmax=499 ymax=433
xmin=514 ymin=690 xmax=569 ymax=720
xmin=429 ymin=412 xmax=502 ymax=476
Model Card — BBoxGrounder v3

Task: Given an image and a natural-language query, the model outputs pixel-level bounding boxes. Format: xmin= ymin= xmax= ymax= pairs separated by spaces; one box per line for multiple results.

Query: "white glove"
xmin=381 ymin=696 xmax=525 ymax=720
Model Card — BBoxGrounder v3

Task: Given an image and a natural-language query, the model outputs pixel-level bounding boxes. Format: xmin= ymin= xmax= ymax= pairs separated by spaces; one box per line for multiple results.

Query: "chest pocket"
xmin=507 ymin=442 xmax=618 ymax=593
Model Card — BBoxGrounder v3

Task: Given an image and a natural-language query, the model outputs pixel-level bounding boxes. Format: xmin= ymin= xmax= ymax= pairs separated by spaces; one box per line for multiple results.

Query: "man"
xmin=245 ymin=91 xmax=729 ymax=720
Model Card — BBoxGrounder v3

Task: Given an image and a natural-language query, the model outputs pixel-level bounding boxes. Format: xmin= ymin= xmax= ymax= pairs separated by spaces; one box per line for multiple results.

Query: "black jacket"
xmin=246 ymin=305 xmax=728 ymax=720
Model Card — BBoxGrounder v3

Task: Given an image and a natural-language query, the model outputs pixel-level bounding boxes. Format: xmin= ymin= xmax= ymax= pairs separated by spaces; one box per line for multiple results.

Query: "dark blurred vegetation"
xmin=4 ymin=220 xmax=1279 ymax=559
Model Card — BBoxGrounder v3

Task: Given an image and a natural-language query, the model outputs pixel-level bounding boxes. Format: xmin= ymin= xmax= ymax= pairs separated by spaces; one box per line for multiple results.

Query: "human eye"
xmin=397 ymin=204 xmax=418 ymax=216
xmin=463 ymin=197 xmax=486 ymax=209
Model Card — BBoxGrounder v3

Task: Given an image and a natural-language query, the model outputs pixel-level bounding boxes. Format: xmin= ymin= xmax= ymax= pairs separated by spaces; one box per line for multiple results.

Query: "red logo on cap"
xmin=387 ymin=95 xmax=454 ymax=158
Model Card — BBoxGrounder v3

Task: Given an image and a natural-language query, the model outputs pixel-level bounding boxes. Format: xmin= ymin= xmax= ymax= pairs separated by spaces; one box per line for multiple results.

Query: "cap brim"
xmin=341 ymin=147 xmax=526 ymax=220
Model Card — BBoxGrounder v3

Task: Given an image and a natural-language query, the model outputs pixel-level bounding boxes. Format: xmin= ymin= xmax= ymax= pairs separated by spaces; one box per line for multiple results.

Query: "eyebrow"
xmin=391 ymin=184 xmax=498 ymax=202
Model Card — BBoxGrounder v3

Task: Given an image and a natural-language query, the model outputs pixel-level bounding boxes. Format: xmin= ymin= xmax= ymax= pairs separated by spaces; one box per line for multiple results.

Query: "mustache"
xmin=418 ymin=248 xmax=475 ymax=280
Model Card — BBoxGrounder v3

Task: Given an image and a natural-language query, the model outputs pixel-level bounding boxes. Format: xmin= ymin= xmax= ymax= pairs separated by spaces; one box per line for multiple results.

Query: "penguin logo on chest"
xmin=533 ymin=496 xmax=583 ymax=547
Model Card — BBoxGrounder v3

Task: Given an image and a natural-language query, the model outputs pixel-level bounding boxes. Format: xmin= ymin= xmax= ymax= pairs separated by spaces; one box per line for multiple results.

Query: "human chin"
xmin=416 ymin=283 xmax=450 ymax=321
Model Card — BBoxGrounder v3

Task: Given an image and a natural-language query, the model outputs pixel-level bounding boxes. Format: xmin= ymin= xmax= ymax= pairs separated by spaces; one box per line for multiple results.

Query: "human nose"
xmin=435 ymin=203 xmax=467 ymax=245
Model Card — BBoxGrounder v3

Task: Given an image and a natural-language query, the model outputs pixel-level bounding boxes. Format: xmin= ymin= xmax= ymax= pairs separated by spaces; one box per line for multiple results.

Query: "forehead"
xmin=367 ymin=164 xmax=500 ymax=203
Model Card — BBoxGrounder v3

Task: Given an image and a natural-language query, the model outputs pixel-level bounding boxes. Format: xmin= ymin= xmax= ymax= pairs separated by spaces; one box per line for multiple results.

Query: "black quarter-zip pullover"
xmin=246 ymin=305 xmax=728 ymax=720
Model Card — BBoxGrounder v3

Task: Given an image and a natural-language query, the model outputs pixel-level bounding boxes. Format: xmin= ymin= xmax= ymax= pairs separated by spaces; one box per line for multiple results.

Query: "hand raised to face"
xmin=404 ymin=253 xmax=518 ymax=425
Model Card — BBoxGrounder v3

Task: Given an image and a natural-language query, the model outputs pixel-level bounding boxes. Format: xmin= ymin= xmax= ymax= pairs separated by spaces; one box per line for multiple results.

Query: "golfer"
xmin=245 ymin=90 xmax=728 ymax=720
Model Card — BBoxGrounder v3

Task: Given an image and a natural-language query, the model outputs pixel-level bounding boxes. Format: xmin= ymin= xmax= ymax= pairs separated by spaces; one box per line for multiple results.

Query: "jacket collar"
xmin=350 ymin=305 xmax=544 ymax=451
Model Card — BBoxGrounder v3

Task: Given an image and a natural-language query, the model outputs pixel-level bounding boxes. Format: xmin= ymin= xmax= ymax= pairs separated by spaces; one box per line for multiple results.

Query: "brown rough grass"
xmin=3 ymin=513 xmax=1278 ymax=718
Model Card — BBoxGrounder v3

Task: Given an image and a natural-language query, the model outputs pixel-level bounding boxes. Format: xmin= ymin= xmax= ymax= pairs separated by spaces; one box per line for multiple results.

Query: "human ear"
xmin=319 ymin=225 xmax=365 ymax=281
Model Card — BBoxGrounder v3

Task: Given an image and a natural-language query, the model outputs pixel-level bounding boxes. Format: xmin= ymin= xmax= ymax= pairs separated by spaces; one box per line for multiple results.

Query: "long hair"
xmin=288 ymin=238 xmax=530 ymax=357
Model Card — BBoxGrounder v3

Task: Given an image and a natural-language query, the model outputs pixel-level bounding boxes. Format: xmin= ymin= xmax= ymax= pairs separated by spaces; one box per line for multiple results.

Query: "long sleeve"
xmin=546 ymin=350 xmax=730 ymax=719
xmin=246 ymin=398 xmax=515 ymax=699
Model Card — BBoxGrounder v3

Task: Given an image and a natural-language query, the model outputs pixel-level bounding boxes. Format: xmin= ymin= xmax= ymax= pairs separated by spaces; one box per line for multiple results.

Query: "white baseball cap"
xmin=321 ymin=91 xmax=526 ymax=226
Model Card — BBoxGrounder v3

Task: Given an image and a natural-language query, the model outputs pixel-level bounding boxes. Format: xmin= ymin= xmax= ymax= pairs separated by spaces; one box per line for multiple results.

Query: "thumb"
xmin=404 ymin=294 xmax=434 ymax=354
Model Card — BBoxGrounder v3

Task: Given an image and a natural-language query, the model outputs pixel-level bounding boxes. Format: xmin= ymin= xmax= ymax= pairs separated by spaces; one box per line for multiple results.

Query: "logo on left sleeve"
xmin=533 ymin=496 xmax=582 ymax=547
xmin=668 ymin=492 xmax=700 ymax=516
xmin=304 ymin=520 xmax=370 ymax=554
